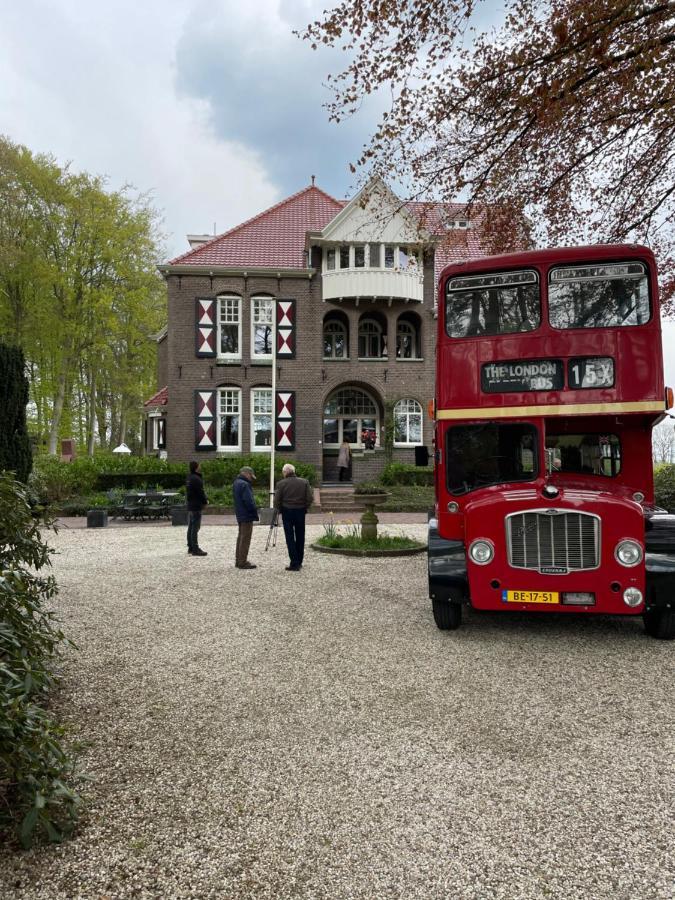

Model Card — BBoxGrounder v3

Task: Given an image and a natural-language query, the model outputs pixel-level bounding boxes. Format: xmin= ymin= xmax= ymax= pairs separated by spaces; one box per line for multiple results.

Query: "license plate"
xmin=502 ymin=590 xmax=559 ymax=604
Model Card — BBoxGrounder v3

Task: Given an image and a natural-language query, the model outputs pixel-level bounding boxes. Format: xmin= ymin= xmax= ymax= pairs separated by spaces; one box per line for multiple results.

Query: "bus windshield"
xmin=548 ymin=262 xmax=650 ymax=329
xmin=445 ymin=270 xmax=539 ymax=338
xmin=546 ymin=433 xmax=621 ymax=476
xmin=446 ymin=422 xmax=538 ymax=494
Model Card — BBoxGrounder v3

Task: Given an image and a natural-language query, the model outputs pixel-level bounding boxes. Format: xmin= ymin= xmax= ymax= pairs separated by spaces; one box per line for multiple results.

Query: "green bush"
xmin=0 ymin=472 xmax=80 ymax=847
xmin=353 ymin=481 xmax=388 ymax=495
xmin=31 ymin=454 xmax=317 ymax=507
xmin=654 ymin=464 xmax=675 ymax=512
xmin=380 ymin=463 xmax=433 ymax=486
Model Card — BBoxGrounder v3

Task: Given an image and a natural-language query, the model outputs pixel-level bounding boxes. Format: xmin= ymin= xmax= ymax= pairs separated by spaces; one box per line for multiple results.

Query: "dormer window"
xmin=384 ymin=245 xmax=395 ymax=268
xmin=326 ymin=248 xmax=336 ymax=270
xmin=339 ymin=245 xmax=350 ymax=269
xmin=354 ymin=245 xmax=366 ymax=268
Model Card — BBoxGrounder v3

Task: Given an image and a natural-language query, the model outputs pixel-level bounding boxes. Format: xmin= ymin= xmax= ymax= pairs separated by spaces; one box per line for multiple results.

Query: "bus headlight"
xmin=623 ymin=587 xmax=643 ymax=607
xmin=469 ymin=539 xmax=494 ymax=565
xmin=615 ymin=540 xmax=643 ymax=567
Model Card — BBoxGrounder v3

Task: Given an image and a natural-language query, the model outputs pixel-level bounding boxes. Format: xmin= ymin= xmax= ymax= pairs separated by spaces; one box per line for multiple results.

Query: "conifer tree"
xmin=0 ymin=342 xmax=32 ymax=483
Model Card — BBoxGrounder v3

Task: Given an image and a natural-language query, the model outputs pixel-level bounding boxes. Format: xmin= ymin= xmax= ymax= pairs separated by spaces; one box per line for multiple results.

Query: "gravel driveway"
xmin=0 ymin=524 xmax=673 ymax=900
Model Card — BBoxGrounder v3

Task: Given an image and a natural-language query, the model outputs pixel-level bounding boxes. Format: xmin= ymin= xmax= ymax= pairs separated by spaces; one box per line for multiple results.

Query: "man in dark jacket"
xmin=233 ymin=466 xmax=259 ymax=569
xmin=186 ymin=461 xmax=208 ymax=556
xmin=274 ymin=463 xmax=314 ymax=571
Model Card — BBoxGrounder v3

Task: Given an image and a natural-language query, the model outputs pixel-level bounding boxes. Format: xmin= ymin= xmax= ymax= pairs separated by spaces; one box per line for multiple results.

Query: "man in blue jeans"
xmin=274 ymin=463 xmax=314 ymax=571
xmin=186 ymin=460 xmax=208 ymax=556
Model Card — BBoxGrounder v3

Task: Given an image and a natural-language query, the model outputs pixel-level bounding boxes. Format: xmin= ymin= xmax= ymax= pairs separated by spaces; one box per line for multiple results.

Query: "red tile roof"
xmin=143 ymin=386 xmax=168 ymax=407
xmin=169 ymin=185 xmax=345 ymax=269
xmin=166 ymin=185 xmax=490 ymax=280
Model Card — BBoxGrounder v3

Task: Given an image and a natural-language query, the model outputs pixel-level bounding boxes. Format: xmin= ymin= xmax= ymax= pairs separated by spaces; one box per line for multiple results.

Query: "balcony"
xmin=322 ymin=268 xmax=423 ymax=304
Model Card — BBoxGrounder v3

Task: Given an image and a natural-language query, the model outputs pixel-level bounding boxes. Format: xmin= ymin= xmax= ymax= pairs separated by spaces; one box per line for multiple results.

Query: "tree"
xmin=0 ymin=343 xmax=32 ymax=483
xmin=301 ymin=0 xmax=675 ymax=305
xmin=0 ymin=137 xmax=165 ymax=455
xmin=653 ymin=417 xmax=675 ymax=463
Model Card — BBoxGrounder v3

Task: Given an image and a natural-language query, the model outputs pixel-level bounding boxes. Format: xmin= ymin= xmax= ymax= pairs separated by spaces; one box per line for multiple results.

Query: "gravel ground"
xmin=0 ymin=524 xmax=673 ymax=900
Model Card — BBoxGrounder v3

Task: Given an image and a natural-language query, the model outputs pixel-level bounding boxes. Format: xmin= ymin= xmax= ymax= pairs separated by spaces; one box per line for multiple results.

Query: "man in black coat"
xmin=274 ymin=463 xmax=314 ymax=571
xmin=186 ymin=461 xmax=208 ymax=556
xmin=233 ymin=466 xmax=259 ymax=569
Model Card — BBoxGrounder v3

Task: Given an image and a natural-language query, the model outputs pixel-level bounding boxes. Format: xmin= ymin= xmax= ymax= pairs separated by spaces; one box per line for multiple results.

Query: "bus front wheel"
xmin=432 ymin=598 xmax=462 ymax=631
xmin=643 ymin=607 xmax=675 ymax=640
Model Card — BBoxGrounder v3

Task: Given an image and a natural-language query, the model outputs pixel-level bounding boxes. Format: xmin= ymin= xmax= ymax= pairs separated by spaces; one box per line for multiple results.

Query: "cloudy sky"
xmin=1 ymin=0 xmax=673 ymax=381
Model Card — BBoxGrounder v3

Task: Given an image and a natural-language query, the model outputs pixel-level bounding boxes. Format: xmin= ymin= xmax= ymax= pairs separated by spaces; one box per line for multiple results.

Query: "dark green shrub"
xmin=380 ymin=463 xmax=433 ymax=486
xmin=354 ymin=481 xmax=388 ymax=494
xmin=0 ymin=472 xmax=80 ymax=847
xmin=654 ymin=464 xmax=675 ymax=512
xmin=0 ymin=343 xmax=32 ymax=484
xmin=95 ymin=472 xmax=186 ymax=490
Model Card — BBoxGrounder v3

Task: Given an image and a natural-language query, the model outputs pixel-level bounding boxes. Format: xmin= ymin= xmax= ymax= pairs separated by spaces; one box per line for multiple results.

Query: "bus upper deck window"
xmin=548 ymin=262 xmax=650 ymax=329
xmin=445 ymin=270 xmax=540 ymax=338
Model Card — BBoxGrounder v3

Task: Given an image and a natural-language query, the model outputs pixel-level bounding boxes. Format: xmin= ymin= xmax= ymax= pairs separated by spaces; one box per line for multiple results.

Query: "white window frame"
xmin=358 ymin=318 xmax=384 ymax=359
xmin=323 ymin=319 xmax=348 ymax=359
xmin=217 ymin=295 xmax=241 ymax=360
xmin=396 ymin=319 xmax=420 ymax=359
xmin=323 ymin=388 xmax=379 ymax=449
xmin=148 ymin=413 xmax=161 ymax=450
xmin=217 ymin=387 xmax=241 ymax=451
xmin=251 ymin=295 xmax=274 ymax=361
xmin=250 ymin=387 xmax=273 ymax=452
xmin=393 ymin=398 xmax=423 ymax=447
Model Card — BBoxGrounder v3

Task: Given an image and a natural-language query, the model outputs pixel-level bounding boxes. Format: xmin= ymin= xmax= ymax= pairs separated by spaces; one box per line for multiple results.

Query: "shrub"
xmin=380 ymin=463 xmax=434 ymax=486
xmin=31 ymin=454 xmax=318 ymax=506
xmin=654 ymin=464 xmax=675 ymax=512
xmin=354 ymin=481 xmax=388 ymax=494
xmin=0 ymin=343 xmax=32 ymax=484
xmin=0 ymin=472 xmax=80 ymax=847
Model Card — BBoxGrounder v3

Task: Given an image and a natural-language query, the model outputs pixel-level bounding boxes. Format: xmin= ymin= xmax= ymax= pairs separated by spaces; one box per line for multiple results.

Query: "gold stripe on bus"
xmin=436 ymin=400 xmax=664 ymax=420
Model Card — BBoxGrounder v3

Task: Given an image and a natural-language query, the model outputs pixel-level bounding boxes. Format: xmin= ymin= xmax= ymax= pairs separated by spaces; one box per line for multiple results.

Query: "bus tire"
xmin=643 ymin=608 xmax=675 ymax=640
xmin=432 ymin=598 xmax=462 ymax=631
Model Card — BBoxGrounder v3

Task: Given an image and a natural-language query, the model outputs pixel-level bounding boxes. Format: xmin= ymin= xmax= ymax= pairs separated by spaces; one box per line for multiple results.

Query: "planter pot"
xmin=354 ymin=492 xmax=390 ymax=540
xmin=171 ymin=506 xmax=189 ymax=526
xmin=87 ymin=509 xmax=108 ymax=528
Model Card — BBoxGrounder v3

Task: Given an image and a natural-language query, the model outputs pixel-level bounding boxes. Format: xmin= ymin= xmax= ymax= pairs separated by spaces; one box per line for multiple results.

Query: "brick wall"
xmin=162 ymin=249 xmax=438 ymax=480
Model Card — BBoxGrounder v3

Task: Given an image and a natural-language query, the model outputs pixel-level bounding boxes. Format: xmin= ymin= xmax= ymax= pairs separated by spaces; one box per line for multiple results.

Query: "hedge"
xmin=654 ymin=464 xmax=675 ymax=512
xmin=380 ymin=463 xmax=434 ymax=486
xmin=30 ymin=454 xmax=317 ymax=506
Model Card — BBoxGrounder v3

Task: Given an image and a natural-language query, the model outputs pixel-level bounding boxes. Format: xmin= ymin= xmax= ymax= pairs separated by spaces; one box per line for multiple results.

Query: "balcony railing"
xmin=322 ymin=269 xmax=423 ymax=303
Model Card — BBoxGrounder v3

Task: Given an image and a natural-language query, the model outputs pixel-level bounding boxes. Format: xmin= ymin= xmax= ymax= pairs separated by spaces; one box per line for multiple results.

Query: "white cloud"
xmin=0 ymin=0 xmax=280 ymax=258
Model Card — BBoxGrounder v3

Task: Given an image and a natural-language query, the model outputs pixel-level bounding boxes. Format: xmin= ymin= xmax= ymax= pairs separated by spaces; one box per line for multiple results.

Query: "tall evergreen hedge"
xmin=0 ymin=343 xmax=32 ymax=483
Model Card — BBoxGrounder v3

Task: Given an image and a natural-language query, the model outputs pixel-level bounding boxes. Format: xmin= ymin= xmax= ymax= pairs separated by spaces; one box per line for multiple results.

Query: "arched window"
xmin=323 ymin=318 xmax=348 ymax=359
xmin=396 ymin=317 xmax=421 ymax=359
xmin=394 ymin=399 xmax=423 ymax=446
xmin=323 ymin=387 xmax=379 ymax=448
xmin=358 ymin=318 xmax=385 ymax=359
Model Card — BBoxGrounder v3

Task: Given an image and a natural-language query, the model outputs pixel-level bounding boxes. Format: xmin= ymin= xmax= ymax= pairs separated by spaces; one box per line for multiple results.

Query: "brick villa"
xmin=144 ymin=178 xmax=486 ymax=482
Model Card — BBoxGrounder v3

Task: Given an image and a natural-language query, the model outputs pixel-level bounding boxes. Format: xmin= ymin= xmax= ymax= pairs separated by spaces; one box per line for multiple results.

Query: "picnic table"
xmin=118 ymin=491 xmax=181 ymax=521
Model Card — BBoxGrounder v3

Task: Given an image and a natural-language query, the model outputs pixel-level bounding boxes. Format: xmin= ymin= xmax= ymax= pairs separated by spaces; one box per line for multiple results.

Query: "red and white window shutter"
xmin=195 ymin=298 xmax=217 ymax=358
xmin=276 ymin=299 xmax=296 ymax=358
xmin=275 ymin=391 xmax=295 ymax=451
xmin=195 ymin=390 xmax=217 ymax=451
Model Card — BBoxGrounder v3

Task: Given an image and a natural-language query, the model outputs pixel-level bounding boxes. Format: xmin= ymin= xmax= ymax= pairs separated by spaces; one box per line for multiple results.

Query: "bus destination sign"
xmin=482 ymin=359 xmax=564 ymax=393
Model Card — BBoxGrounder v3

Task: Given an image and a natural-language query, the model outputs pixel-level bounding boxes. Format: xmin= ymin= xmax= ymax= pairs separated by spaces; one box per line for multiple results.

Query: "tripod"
xmin=265 ymin=510 xmax=279 ymax=551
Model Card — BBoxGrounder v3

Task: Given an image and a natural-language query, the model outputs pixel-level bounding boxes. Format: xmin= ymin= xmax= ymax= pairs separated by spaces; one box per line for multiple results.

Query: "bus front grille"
xmin=506 ymin=510 xmax=600 ymax=573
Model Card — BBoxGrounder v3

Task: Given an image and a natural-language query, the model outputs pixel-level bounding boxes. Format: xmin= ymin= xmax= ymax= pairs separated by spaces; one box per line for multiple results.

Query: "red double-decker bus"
xmin=428 ymin=244 xmax=675 ymax=639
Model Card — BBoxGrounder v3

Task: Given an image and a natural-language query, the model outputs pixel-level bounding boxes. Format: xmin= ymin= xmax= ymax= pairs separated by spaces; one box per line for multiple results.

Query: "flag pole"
xmin=269 ymin=302 xmax=277 ymax=508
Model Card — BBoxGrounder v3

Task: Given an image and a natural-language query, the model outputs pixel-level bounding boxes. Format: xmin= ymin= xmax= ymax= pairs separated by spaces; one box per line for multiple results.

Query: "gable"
xmin=319 ymin=179 xmax=424 ymax=245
